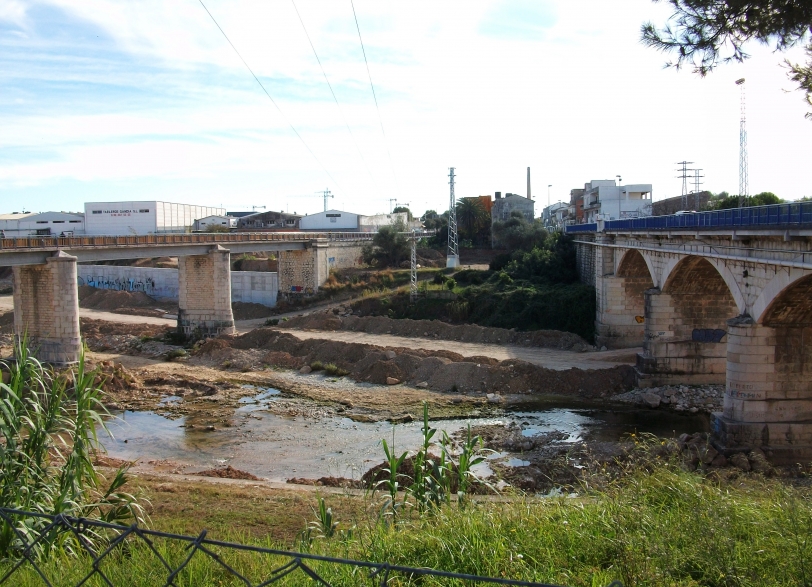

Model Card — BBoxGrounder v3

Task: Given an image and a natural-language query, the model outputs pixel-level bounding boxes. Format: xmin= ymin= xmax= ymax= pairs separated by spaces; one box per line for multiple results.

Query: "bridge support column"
xmin=595 ymin=275 xmax=647 ymax=349
xmin=636 ymin=287 xmax=729 ymax=386
xmin=712 ymin=317 xmax=812 ymax=464
xmin=277 ymin=241 xmax=328 ymax=300
xmin=177 ymin=246 xmax=235 ymax=340
xmin=12 ymin=251 xmax=81 ymax=364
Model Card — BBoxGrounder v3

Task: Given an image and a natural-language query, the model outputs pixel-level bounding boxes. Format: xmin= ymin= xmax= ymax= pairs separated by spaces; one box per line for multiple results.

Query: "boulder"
xmin=299 ymin=365 xmax=312 ymax=374
xmin=748 ymin=449 xmax=772 ymax=474
xmin=386 ymin=377 xmax=400 ymax=385
xmin=385 ymin=350 xmax=397 ymax=360
xmin=729 ymin=452 xmax=751 ymax=472
xmin=416 ymin=381 xmax=429 ymax=388
xmin=641 ymin=392 xmax=661 ymax=409
xmin=486 ymin=393 xmax=503 ymax=404
xmin=700 ymin=445 xmax=719 ymax=465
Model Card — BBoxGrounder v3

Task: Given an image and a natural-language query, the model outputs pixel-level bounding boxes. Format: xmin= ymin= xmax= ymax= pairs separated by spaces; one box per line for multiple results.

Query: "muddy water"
xmin=101 ymin=390 xmax=709 ymax=482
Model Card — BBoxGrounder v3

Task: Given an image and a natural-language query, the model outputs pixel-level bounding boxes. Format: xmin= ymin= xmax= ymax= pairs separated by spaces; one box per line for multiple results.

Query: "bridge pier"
xmin=177 ymin=246 xmax=235 ymax=340
xmin=595 ymin=249 xmax=652 ymax=349
xmin=12 ymin=251 xmax=81 ymax=364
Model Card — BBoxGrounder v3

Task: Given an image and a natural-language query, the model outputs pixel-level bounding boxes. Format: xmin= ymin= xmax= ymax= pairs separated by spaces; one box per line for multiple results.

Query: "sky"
xmin=1 ymin=0 xmax=811 ymax=217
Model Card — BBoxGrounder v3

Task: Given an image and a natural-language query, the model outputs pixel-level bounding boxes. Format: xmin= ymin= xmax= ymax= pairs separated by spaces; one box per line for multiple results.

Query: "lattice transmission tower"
xmin=446 ymin=167 xmax=459 ymax=268
xmin=676 ymin=160 xmax=694 ymax=211
xmin=410 ymin=229 xmax=418 ymax=302
xmin=736 ymin=78 xmax=749 ymax=207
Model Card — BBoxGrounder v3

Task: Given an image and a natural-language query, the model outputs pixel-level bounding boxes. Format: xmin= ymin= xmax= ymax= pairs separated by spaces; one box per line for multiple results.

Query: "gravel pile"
xmin=612 ymin=384 xmax=724 ymax=413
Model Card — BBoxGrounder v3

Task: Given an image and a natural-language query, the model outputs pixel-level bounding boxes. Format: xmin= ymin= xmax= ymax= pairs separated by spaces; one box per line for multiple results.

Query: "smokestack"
xmin=527 ymin=167 xmax=531 ymax=199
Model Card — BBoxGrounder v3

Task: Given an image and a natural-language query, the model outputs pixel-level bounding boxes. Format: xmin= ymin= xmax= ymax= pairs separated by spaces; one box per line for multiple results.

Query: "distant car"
xmin=674 ymin=210 xmax=696 ymax=215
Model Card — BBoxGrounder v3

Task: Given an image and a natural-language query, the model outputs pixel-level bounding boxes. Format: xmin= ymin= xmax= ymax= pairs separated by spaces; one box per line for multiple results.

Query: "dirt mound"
xmin=193 ymin=466 xmax=260 ymax=480
xmin=286 ymin=476 xmax=364 ymax=488
xmin=80 ymin=318 xmax=171 ymax=339
xmin=280 ymin=311 xmax=591 ymax=351
xmin=194 ymin=328 xmax=636 ymax=398
xmin=232 ymin=302 xmax=275 ymax=320
xmin=79 ymin=286 xmax=159 ymax=311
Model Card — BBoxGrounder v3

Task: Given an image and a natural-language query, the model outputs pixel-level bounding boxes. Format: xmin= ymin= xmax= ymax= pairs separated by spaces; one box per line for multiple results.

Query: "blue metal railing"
xmin=564 ymin=202 xmax=812 ymax=234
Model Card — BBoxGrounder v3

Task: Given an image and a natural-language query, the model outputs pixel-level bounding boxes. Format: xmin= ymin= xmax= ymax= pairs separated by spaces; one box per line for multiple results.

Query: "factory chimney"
xmin=527 ymin=167 xmax=531 ymax=199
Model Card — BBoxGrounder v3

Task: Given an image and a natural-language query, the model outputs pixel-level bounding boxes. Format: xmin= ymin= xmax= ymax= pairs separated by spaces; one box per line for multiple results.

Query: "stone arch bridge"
xmin=568 ymin=203 xmax=812 ymax=463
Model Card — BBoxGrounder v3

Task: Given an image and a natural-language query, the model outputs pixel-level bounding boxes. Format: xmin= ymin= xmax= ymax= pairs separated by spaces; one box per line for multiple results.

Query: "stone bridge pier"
xmin=595 ymin=245 xmax=653 ymax=349
xmin=12 ymin=251 xmax=81 ymax=364
xmin=277 ymin=240 xmax=366 ymax=300
xmin=177 ymin=246 xmax=235 ymax=340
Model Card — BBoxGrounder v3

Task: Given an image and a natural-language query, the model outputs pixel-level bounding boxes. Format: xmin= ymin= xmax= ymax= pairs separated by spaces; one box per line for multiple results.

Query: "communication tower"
xmin=736 ymin=78 xmax=749 ymax=207
xmin=446 ymin=167 xmax=459 ymax=268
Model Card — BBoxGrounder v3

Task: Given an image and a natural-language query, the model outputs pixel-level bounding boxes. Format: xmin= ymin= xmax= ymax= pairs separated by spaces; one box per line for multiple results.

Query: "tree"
xmin=362 ymin=221 xmax=409 ymax=267
xmin=491 ymin=212 xmax=548 ymax=252
xmin=706 ymin=190 xmax=783 ymax=209
xmin=455 ymin=198 xmax=490 ymax=245
xmin=642 ymin=0 xmax=812 ymax=118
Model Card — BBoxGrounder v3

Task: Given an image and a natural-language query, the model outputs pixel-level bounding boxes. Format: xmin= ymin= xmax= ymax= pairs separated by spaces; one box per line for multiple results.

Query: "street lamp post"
xmin=547 ymin=185 xmax=552 ymax=208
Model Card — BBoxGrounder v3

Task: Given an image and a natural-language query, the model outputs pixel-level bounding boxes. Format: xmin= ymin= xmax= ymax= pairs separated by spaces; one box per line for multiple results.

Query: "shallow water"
xmin=100 ymin=389 xmax=709 ymax=482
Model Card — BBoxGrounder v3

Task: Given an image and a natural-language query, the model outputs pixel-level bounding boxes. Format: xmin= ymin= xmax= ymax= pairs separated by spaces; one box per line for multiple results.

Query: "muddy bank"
xmin=193 ymin=328 xmax=636 ymax=398
xmin=279 ymin=311 xmax=592 ymax=351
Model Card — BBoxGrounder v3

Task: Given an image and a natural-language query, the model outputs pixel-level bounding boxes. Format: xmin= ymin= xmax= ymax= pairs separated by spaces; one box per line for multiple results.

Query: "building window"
xmin=330 ymin=217 xmax=337 ymax=223
xmin=92 ymin=211 xmax=102 ymax=214
xmin=52 ymin=221 xmax=64 ymax=223
xmin=139 ymin=209 xmax=150 ymax=213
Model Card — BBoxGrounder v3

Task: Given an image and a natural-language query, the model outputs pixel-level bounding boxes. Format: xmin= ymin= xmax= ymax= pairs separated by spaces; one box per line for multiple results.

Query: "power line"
xmin=197 ymin=0 xmax=342 ymax=190
xmin=350 ymin=0 xmax=400 ymax=197
xmin=290 ymin=0 xmax=378 ymax=192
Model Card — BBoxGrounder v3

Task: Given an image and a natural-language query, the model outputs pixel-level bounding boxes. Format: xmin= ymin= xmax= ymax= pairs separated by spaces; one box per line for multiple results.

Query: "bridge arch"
xmin=752 ymin=268 xmax=812 ymax=324
xmin=616 ymin=248 xmax=655 ymax=284
xmin=661 ymin=254 xmax=745 ymax=315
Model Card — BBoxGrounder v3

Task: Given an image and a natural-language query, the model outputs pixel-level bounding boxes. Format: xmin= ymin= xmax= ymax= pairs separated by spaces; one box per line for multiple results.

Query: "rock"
xmin=678 ymin=433 xmax=691 ymax=444
xmin=689 ymin=407 xmax=699 ymax=413
xmin=386 ymin=377 xmax=400 ymax=385
xmin=423 ymin=332 xmax=428 ymax=336
xmin=710 ymin=454 xmax=728 ymax=467
xmin=748 ymin=449 xmax=772 ymax=474
xmin=416 ymin=381 xmax=429 ymax=388
xmin=641 ymin=392 xmax=661 ymax=408
xmin=729 ymin=452 xmax=751 ymax=472
xmin=664 ymin=388 xmax=676 ymax=397
xmin=385 ymin=350 xmax=397 ymax=360
xmin=700 ymin=445 xmax=719 ymax=464
xmin=486 ymin=393 xmax=503 ymax=404
xmin=600 ymin=346 xmax=608 ymax=351
xmin=299 ymin=365 xmax=312 ymax=374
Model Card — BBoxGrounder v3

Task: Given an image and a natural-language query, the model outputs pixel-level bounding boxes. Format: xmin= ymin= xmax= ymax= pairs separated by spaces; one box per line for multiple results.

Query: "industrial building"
xmin=84 ymin=201 xmax=224 ymax=235
xmin=299 ymin=210 xmax=410 ymax=232
xmin=0 ymin=211 xmax=85 ymax=237
xmin=193 ymin=215 xmax=238 ymax=231
xmin=236 ymin=211 xmax=303 ymax=231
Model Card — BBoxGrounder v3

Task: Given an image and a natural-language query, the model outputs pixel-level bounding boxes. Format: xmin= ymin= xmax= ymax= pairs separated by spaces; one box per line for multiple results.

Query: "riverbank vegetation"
xmin=4 ymin=453 xmax=810 ymax=586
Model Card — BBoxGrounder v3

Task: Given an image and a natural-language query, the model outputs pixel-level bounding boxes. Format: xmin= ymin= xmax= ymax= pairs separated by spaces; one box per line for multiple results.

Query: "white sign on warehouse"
xmin=84 ymin=201 xmax=226 ymax=235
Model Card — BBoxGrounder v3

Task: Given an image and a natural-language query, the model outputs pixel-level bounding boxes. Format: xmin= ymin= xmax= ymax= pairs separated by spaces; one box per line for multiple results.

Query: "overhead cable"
xmin=291 ymin=0 xmax=378 ymax=193
xmin=197 ymin=0 xmax=342 ymax=190
xmin=350 ymin=0 xmax=400 ymax=197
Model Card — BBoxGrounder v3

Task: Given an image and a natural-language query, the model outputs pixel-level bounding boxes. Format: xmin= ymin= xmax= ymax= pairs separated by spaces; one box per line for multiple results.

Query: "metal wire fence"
xmin=0 ymin=508 xmax=622 ymax=587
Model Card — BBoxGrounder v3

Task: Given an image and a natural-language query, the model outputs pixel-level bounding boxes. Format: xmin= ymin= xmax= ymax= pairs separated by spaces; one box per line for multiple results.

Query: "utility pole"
xmin=410 ymin=229 xmax=418 ymax=303
xmin=692 ymin=168 xmax=704 ymax=211
xmin=736 ymin=78 xmax=749 ymax=208
xmin=676 ymin=161 xmax=694 ymax=211
xmin=447 ymin=167 xmax=459 ymax=268
xmin=319 ymin=188 xmax=334 ymax=212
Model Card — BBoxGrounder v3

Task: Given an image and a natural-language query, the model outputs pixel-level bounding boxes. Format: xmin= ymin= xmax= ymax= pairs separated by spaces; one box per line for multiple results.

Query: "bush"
xmin=0 ymin=340 xmax=144 ymax=558
xmin=310 ymin=361 xmax=325 ymax=371
xmin=323 ymin=363 xmax=349 ymax=377
xmin=453 ymin=269 xmax=492 ymax=285
xmin=264 ymin=318 xmax=279 ymax=326
xmin=446 ymin=279 xmax=456 ymax=291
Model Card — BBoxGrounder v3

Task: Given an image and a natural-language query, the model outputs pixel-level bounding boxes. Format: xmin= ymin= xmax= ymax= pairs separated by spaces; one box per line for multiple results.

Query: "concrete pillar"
xmin=713 ymin=317 xmax=812 ymax=464
xmin=595 ymin=275 xmax=646 ymax=349
xmin=12 ymin=250 xmax=81 ymax=364
xmin=177 ymin=246 xmax=235 ymax=340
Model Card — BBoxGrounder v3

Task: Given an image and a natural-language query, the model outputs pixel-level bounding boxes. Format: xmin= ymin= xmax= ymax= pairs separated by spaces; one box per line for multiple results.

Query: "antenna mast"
xmin=320 ymin=188 xmax=334 ymax=212
xmin=736 ymin=78 xmax=749 ymax=207
xmin=447 ymin=167 xmax=459 ymax=268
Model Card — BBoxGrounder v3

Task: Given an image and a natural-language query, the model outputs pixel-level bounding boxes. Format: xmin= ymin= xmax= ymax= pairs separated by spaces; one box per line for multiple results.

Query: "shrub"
xmin=323 ymin=363 xmax=349 ymax=377
xmin=446 ymin=279 xmax=456 ymax=291
xmin=0 ymin=340 xmax=144 ymax=558
xmin=310 ymin=361 xmax=325 ymax=371
xmin=264 ymin=318 xmax=279 ymax=326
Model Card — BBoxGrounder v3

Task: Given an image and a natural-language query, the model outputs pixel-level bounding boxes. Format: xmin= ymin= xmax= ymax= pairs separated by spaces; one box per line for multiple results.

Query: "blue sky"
xmin=1 ymin=0 xmax=811 ymax=216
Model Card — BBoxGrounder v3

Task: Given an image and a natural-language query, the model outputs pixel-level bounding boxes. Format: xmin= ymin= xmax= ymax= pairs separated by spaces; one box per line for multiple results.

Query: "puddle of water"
xmin=158 ymin=396 xmax=182 ymax=406
xmin=100 ymin=391 xmax=710 ymax=482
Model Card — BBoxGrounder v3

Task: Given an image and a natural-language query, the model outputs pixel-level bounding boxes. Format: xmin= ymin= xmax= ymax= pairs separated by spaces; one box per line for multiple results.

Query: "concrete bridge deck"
xmin=566 ymin=203 xmax=812 ymax=463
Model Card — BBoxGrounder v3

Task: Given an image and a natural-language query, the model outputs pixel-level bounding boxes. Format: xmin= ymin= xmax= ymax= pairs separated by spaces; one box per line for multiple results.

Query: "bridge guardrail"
xmin=564 ymin=202 xmax=812 ymax=234
xmin=0 ymin=231 xmax=436 ymax=252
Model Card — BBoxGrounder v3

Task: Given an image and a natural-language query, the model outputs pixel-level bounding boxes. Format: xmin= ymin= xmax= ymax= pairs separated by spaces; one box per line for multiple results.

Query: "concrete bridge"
xmin=567 ymin=202 xmax=812 ymax=463
xmin=1 ymin=231 xmax=428 ymax=365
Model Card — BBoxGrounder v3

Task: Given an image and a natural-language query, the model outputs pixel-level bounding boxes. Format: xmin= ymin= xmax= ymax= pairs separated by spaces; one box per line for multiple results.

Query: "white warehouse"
xmin=84 ymin=201 xmax=225 ymax=235
xmin=0 ymin=211 xmax=85 ymax=237
xmin=299 ymin=210 xmax=410 ymax=232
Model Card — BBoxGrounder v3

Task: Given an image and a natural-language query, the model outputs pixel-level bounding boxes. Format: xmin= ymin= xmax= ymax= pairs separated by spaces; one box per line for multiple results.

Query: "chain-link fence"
xmin=0 ymin=507 xmax=623 ymax=587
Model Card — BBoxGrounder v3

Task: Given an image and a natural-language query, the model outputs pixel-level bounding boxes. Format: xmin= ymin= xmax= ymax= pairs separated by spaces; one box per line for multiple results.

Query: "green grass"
xmin=3 ymin=465 xmax=811 ymax=586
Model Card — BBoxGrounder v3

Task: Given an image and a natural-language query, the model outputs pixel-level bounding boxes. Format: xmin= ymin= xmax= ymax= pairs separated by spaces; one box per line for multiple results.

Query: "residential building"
xmin=542 ymin=202 xmax=570 ymax=229
xmin=491 ymin=192 xmax=534 ymax=223
xmin=579 ymin=180 xmax=652 ymax=223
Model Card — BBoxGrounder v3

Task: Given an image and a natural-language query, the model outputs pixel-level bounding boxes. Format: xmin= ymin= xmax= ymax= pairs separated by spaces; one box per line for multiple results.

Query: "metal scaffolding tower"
xmin=446 ymin=167 xmax=459 ymax=268
xmin=410 ymin=229 xmax=418 ymax=303
xmin=736 ymin=78 xmax=749 ymax=207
